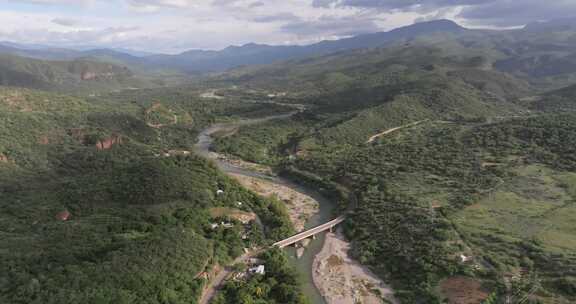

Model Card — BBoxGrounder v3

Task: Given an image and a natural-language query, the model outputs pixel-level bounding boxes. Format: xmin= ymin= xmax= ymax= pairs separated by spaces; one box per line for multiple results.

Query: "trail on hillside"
xmin=366 ymin=120 xmax=428 ymax=143
xmin=146 ymin=114 xmax=178 ymax=129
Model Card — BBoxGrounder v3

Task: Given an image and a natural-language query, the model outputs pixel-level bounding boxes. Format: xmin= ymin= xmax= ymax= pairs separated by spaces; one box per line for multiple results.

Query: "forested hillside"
xmin=211 ymin=41 xmax=576 ymax=302
xmin=0 ymin=53 xmax=189 ymax=93
xmin=4 ymin=14 xmax=576 ymax=304
xmin=0 ymin=54 xmax=142 ymax=91
xmin=219 ymin=18 xmax=576 ymax=93
xmin=0 ymin=86 xmax=304 ymax=304
xmin=213 ymin=45 xmax=530 ymax=156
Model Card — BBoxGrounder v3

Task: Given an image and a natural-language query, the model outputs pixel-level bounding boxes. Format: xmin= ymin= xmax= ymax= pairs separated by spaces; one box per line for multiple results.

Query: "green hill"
xmin=5 ymin=17 xmax=576 ymax=304
xmin=220 ymin=44 xmax=531 ymax=100
xmin=213 ymin=45 xmax=530 ymax=160
xmin=0 ymin=86 xmax=301 ymax=304
xmin=0 ymin=54 xmax=151 ymax=93
xmin=217 ymin=19 xmax=576 ymax=92
xmin=210 ymin=40 xmax=576 ymax=303
xmin=217 ymin=111 xmax=576 ymax=303
xmin=520 ymin=83 xmax=576 ymax=112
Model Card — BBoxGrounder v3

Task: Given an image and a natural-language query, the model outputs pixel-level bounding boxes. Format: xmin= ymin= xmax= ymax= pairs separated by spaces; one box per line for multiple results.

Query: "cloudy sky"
xmin=0 ymin=0 xmax=574 ymax=53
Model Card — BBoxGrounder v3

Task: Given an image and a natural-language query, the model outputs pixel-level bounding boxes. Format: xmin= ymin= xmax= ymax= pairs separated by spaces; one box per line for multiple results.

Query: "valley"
xmin=2 ymin=15 xmax=576 ymax=304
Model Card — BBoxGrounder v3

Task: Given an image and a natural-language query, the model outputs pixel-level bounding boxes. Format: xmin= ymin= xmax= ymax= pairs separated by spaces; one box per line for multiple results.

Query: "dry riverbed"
xmin=229 ymin=173 xmax=319 ymax=232
xmin=199 ymin=121 xmax=396 ymax=303
xmin=313 ymin=231 xmax=398 ymax=304
xmin=217 ymin=154 xmax=275 ymax=175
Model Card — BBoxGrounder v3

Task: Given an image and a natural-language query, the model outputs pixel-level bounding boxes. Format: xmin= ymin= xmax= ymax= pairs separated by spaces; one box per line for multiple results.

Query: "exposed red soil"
xmin=0 ymin=91 xmax=31 ymax=111
xmin=145 ymin=102 xmax=163 ymax=114
xmin=96 ymin=135 xmax=123 ymax=150
xmin=440 ymin=276 xmax=490 ymax=304
xmin=38 ymin=135 xmax=51 ymax=145
xmin=56 ymin=210 xmax=71 ymax=221
xmin=0 ymin=153 xmax=9 ymax=163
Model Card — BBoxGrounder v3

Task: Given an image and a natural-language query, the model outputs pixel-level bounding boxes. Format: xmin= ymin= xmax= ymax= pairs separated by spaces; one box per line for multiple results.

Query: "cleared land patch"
xmin=440 ymin=276 xmax=490 ymax=304
xmin=453 ymin=165 xmax=576 ymax=253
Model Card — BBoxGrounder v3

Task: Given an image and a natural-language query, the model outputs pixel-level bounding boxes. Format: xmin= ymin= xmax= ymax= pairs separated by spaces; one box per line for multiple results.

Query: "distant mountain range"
xmin=0 ymin=41 xmax=156 ymax=57
xmin=2 ymin=18 xmax=576 ymax=83
xmin=0 ymin=20 xmax=467 ymax=73
xmin=144 ymin=19 xmax=467 ymax=72
xmin=217 ymin=17 xmax=576 ymax=91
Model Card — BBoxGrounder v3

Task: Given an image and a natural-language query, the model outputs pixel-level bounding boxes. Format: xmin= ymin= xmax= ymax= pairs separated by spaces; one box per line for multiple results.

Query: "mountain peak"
xmin=404 ymin=19 xmax=465 ymax=32
xmin=223 ymin=43 xmax=271 ymax=51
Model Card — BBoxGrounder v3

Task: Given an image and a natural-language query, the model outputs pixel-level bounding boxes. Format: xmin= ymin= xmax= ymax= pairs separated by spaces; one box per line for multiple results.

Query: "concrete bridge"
xmin=273 ymin=216 xmax=346 ymax=248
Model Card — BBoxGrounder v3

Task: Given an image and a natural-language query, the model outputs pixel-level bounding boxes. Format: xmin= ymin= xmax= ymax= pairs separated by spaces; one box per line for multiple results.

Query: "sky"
xmin=0 ymin=0 xmax=575 ymax=54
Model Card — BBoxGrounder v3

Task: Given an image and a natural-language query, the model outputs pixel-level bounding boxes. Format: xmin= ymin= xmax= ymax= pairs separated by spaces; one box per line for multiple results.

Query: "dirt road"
xmin=198 ymin=251 xmax=260 ymax=304
xmin=366 ymin=120 xmax=427 ymax=143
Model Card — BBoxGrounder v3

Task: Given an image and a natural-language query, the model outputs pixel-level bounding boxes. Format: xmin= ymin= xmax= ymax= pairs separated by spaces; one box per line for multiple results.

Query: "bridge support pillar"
xmin=312 ymin=234 xmax=317 ymax=240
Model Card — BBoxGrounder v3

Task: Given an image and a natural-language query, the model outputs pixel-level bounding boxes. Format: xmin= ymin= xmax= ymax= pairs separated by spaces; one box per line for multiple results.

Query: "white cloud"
xmin=0 ymin=0 xmax=559 ymax=53
xmin=51 ymin=17 xmax=81 ymax=27
xmin=125 ymin=0 xmax=209 ymax=12
xmin=0 ymin=0 xmax=93 ymax=5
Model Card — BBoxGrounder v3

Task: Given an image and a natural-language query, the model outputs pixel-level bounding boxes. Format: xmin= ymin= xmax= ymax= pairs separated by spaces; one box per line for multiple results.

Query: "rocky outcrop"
xmin=66 ymin=129 xmax=123 ymax=150
xmin=80 ymin=71 xmax=120 ymax=81
xmin=38 ymin=135 xmax=50 ymax=145
xmin=95 ymin=135 xmax=123 ymax=150
xmin=145 ymin=102 xmax=163 ymax=114
xmin=66 ymin=60 xmax=132 ymax=81
xmin=0 ymin=153 xmax=9 ymax=163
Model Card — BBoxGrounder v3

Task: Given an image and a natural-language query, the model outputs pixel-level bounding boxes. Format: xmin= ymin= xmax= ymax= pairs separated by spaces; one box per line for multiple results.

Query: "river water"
xmin=193 ymin=115 xmax=333 ymax=304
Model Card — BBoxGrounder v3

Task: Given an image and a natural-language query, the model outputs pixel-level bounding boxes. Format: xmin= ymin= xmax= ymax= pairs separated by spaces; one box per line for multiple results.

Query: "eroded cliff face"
xmin=95 ymin=135 xmax=123 ymax=150
xmin=66 ymin=129 xmax=124 ymax=150
xmin=80 ymin=70 xmax=129 ymax=81
xmin=0 ymin=55 xmax=136 ymax=90
xmin=67 ymin=61 xmax=132 ymax=81
xmin=0 ymin=153 xmax=10 ymax=163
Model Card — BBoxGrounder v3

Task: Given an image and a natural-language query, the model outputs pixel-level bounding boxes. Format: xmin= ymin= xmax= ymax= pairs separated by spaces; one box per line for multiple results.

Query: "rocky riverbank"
xmin=216 ymin=154 xmax=275 ymax=176
xmin=229 ymin=173 xmax=319 ymax=232
xmin=313 ymin=231 xmax=397 ymax=304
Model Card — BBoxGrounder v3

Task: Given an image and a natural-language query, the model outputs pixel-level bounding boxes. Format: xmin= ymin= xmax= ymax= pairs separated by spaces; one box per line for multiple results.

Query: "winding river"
xmin=193 ymin=113 xmax=333 ymax=304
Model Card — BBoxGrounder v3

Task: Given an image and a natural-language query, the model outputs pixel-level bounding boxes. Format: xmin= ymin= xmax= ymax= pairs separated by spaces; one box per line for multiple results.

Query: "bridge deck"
xmin=273 ymin=216 xmax=345 ymax=248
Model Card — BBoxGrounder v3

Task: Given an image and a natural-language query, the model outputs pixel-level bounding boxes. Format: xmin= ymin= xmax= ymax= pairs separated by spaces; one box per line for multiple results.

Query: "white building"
xmin=249 ymin=265 xmax=265 ymax=275
xmin=460 ymin=254 xmax=472 ymax=263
